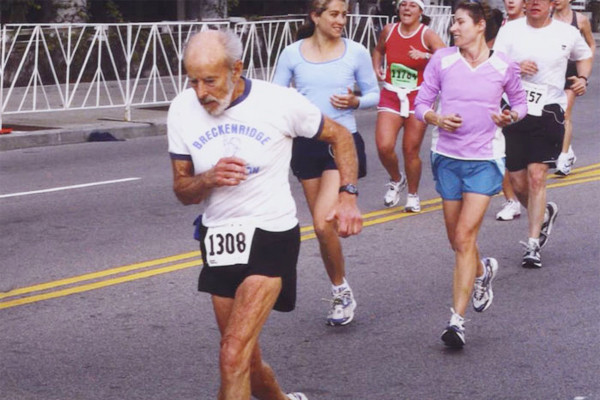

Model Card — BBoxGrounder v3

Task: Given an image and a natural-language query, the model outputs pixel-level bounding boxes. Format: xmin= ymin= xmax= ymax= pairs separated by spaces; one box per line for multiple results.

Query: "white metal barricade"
xmin=0 ymin=9 xmax=453 ymax=128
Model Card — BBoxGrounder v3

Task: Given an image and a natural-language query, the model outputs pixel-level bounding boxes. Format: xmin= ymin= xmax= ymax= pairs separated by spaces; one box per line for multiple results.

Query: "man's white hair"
xmin=184 ymin=29 xmax=243 ymax=69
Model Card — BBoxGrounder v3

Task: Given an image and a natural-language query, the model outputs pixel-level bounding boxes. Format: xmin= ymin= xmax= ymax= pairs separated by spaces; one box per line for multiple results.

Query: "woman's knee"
xmin=376 ymin=136 xmax=397 ymax=156
xmin=402 ymin=142 xmax=421 ymax=161
xmin=313 ymin=216 xmax=335 ymax=239
xmin=452 ymin=229 xmax=477 ymax=254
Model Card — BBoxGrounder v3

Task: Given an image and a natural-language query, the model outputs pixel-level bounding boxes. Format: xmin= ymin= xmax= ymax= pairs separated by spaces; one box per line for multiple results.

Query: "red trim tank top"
xmin=384 ymin=23 xmax=430 ymax=89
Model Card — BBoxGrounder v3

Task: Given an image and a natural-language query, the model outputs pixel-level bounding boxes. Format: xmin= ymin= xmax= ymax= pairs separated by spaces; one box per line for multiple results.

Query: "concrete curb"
xmin=0 ymin=122 xmax=166 ymax=151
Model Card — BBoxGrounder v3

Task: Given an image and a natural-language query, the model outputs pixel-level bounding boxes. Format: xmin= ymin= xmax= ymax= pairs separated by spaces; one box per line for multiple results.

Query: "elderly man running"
xmin=167 ymin=30 xmax=363 ymax=400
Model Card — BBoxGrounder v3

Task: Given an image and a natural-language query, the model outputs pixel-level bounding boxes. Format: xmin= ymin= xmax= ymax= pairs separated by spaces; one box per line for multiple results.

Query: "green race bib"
xmin=390 ymin=63 xmax=418 ymax=90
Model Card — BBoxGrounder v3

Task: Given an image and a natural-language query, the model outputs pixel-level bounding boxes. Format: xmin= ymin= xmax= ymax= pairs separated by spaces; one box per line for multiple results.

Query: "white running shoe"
xmin=383 ymin=174 xmax=407 ymax=207
xmin=472 ymin=257 xmax=498 ymax=312
xmin=496 ymin=199 xmax=521 ymax=221
xmin=555 ymin=148 xmax=576 ymax=176
xmin=405 ymin=193 xmax=421 ymax=212
xmin=327 ymin=289 xmax=357 ymax=326
xmin=441 ymin=308 xmax=465 ymax=348
xmin=539 ymin=201 xmax=558 ymax=249
xmin=287 ymin=393 xmax=308 ymax=400
xmin=521 ymin=240 xmax=542 ymax=268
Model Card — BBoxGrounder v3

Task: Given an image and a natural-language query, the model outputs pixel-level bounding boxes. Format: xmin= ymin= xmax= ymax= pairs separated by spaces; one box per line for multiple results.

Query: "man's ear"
xmin=232 ymin=59 xmax=244 ymax=80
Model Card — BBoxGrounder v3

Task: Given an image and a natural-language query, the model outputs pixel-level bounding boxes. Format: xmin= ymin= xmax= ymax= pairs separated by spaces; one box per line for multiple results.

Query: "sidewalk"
xmin=0 ymin=105 xmax=168 ymax=151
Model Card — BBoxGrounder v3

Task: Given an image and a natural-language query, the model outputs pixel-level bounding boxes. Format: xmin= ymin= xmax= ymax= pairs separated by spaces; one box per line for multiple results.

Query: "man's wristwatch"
xmin=339 ymin=184 xmax=359 ymax=196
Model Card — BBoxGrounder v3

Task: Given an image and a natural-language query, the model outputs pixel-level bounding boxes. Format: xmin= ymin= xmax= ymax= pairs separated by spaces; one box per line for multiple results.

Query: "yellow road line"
xmin=550 ymin=169 xmax=600 ymax=181
xmin=548 ymin=176 xmax=600 ymax=189
xmin=0 ymin=251 xmax=200 ymax=300
xmin=0 ymin=260 xmax=202 ymax=310
xmin=2 ymin=164 xmax=599 ymax=310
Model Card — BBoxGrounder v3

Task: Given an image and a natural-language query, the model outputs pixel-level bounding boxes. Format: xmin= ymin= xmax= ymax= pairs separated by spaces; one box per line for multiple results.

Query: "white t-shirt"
xmin=168 ymin=78 xmax=323 ymax=231
xmin=494 ymin=18 xmax=592 ymax=109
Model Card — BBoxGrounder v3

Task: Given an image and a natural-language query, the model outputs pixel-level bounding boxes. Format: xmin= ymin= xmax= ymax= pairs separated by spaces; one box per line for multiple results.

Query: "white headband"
xmin=401 ymin=0 xmax=426 ymax=10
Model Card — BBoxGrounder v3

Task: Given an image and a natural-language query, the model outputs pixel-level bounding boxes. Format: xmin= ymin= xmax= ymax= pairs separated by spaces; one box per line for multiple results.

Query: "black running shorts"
xmin=197 ymin=223 xmax=300 ymax=312
xmin=291 ymin=131 xmax=367 ymax=180
xmin=503 ymin=104 xmax=565 ymax=172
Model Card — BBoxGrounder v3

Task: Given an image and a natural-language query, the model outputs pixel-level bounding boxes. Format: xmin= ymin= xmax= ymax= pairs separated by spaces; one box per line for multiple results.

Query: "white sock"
xmin=332 ymin=278 xmax=350 ymax=295
xmin=528 ymin=237 xmax=540 ymax=249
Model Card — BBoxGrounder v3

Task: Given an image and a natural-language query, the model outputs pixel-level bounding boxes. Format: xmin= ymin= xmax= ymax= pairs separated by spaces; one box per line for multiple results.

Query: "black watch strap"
xmin=339 ymin=184 xmax=358 ymax=196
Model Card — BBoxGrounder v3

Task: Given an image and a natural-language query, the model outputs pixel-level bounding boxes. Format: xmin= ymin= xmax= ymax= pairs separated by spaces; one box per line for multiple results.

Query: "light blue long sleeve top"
xmin=272 ymin=38 xmax=380 ymax=133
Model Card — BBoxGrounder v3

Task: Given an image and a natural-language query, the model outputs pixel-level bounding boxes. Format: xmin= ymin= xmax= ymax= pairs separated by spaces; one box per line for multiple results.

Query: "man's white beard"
xmin=204 ymin=77 xmax=235 ymax=116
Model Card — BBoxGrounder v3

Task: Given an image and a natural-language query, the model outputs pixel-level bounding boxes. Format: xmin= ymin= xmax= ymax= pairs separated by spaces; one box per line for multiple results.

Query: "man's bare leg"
xmin=212 ymin=276 xmax=288 ymax=400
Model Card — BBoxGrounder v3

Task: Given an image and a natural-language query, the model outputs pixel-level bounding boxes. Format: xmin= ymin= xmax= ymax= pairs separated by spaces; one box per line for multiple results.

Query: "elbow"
xmin=177 ymin=196 xmax=195 ymax=206
xmin=414 ymin=107 xmax=425 ymax=123
xmin=173 ymin=186 xmax=199 ymax=206
xmin=174 ymin=191 xmax=192 ymax=205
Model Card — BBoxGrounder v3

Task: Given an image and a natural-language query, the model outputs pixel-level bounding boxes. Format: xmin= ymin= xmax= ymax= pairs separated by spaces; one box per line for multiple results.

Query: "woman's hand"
xmin=408 ymin=45 xmax=430 ymax=60
xmin=436 ymin=113 xmax=462 ymax=132
xmin=491 ymin=109 xmax=517 ymax=128
xmin=330 ymin=87 xmax=359 ymax=110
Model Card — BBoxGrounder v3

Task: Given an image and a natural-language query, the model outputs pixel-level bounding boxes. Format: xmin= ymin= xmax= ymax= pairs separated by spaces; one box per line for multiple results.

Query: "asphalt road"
xmin=1 ymin=68 xmax=599 ymax=398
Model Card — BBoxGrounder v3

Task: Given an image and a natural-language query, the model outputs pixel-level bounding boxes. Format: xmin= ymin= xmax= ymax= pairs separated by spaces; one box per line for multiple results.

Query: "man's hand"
xmin=325 ymin=193 xmax=363 ymax=238
xmin=171 ymin=156 xmax=247 ymax=205
xmin=207 ymin=157 xmax=248 ymax=187
xmin=567 ymin=76 xmax=587 ymax=96
xmin=519 ymin=60 xmax=538 ymax=77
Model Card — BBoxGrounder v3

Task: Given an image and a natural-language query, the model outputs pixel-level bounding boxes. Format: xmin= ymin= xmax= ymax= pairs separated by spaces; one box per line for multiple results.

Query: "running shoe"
xmin=495 ymin=199 xmax=521 ymax=221
xmin=555 ymin=149 xmax=576 ymax=176
xmin=327 ymin=289 xmax=356 ymax=326
xmin=287 ymin=393 xmax=308 ymax=400
xmin=521 ymin=241 xmax=542 ymax=268
xmin=472 ymin=257 xmax=498 ymax=313
xmin=539 ymin=202 xmax=558 ymax=249
xmin=383 ymin=174 xmax=407 ymax=207
xmin=405 ymin=193 xmax=421 ymax=212
xmin=441 ymin=308 xmax=465 ymax=348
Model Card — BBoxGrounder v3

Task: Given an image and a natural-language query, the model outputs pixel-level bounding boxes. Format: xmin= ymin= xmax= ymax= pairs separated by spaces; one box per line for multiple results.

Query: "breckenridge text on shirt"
xmin=193 ymin=123 xmax=272 ymax=150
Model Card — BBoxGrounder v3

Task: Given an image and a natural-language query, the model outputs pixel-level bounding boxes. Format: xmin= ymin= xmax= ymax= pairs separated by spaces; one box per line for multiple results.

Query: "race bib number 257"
xmin=204 ymin=224 xmax=256 ymax=267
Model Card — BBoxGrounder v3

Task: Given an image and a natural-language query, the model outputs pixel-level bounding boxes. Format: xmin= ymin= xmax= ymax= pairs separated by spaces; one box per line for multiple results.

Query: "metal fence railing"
xmin=0 ymin=9 xmax=453 ymax=128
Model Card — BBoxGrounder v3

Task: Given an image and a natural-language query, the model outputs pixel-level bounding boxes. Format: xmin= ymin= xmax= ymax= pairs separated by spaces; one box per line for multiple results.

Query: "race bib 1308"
xmin=204 ymin=224 xmax=256 ymax=267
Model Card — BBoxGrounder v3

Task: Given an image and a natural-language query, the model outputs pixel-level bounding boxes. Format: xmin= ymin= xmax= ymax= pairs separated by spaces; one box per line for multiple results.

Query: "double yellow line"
xmin=2 ymin=163 xmax=599 ymax=310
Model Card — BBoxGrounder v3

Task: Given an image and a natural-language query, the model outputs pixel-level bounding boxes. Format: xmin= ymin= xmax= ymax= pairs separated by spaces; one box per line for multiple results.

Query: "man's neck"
xmin=231 ymin=77 xmax=246 ymax=103
xmin=527 ymin=15 xmax=552 ymax=28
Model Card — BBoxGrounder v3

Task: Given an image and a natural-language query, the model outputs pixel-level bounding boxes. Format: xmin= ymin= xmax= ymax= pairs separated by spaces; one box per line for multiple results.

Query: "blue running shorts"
xmin=431 ymin=152 xmax=504 ymax=201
